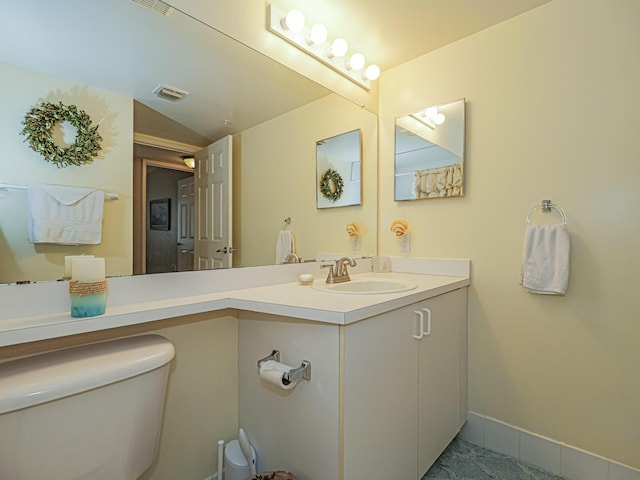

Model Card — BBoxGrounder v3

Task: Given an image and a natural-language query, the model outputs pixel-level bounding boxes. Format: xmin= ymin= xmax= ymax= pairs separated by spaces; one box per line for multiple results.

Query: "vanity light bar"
xmin=267 ymin=3 xmax=377 ymax=90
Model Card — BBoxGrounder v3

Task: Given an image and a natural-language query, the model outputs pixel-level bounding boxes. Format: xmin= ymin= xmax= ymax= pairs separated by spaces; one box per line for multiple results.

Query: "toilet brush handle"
xmin=239 ymin=428 xmax=256 ymax=475
xmin=217 ymin=440 xmax=224 ymax=480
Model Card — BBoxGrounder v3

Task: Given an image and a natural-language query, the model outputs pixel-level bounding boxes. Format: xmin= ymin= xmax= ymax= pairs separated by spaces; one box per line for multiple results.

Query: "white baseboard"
xmin=460 ymin=412 xmax=640 ymax=480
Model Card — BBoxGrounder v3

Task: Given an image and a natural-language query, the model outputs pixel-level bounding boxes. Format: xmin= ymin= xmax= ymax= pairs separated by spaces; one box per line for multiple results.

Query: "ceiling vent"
xmin=152 ymin=84 xmax=190 ymax=102
xmin=130 ymin=0 xmax=174 ymax=16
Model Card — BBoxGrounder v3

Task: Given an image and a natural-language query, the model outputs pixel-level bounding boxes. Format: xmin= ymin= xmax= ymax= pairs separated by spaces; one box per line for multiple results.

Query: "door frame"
xmin=140 ymin=158 xmax=193 ymax=274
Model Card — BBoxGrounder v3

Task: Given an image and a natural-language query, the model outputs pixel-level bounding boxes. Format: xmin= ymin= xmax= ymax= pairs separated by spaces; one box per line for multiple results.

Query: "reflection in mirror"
xmin=0 ymin=0 xmax=377 ymax=284
xmin=394 ymin=99 xmax=465 ymax=201
xmin=316 ymin=130 xmax=362 ymax=209
xmin=145 ymin=163 xmax=194 ymax=274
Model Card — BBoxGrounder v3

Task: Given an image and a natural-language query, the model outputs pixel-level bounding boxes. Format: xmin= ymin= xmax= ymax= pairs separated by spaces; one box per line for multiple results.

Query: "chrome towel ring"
xmin=526 ymin=200 xmax=567 ymax=225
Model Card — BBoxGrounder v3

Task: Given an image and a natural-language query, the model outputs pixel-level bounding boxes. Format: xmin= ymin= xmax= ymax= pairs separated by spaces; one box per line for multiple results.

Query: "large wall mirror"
xmin=394 ymin=99 xmax=465 ymax=201
xmin=0 ymin=0 xmax=377 ymax=284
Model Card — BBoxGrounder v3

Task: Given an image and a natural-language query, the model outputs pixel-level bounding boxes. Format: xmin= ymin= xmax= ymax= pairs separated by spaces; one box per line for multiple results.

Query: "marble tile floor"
xmin=423 ymin=437 xmax=567 ymax=480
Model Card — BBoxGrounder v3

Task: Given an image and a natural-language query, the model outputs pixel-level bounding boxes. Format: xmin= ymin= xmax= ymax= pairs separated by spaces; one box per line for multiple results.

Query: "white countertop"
xmin=0 ymin=257 xmax=470 ymax=347
xmin=229 ymin=272 xmax=469 ymax=324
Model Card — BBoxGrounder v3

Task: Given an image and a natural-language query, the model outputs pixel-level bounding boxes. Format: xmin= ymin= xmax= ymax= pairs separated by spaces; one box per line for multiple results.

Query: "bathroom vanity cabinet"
xmin=343 ymin=287 xmax=467 ymax=479
xmin=238 ymin=286 xmax=468 ymax=480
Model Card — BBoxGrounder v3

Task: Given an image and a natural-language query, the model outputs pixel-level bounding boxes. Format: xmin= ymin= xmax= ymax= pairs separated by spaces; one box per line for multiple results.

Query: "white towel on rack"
xmin=27 ymin=184 xmax=105 ymax=244
xmin=275 ymin=230 xmax=295 ymax=264
xmin=520 ymin=224 xmax=570 ymax=295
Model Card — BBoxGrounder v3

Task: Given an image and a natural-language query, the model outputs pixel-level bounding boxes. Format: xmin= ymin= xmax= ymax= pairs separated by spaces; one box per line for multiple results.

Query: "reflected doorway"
xmin=141 ymin=160 xmax=194 ymax=274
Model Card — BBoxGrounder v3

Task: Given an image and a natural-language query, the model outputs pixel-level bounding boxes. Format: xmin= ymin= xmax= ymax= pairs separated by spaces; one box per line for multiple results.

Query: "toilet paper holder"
xmin=257 ymin=349 xmax=311 ymax=382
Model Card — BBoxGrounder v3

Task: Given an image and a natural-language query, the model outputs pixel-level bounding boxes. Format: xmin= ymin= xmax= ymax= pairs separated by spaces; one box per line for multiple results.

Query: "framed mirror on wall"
xmin=316 ymin=129 xmax=362 ymax=209
xmin=394 ymin=99 xmax=465 ymax=201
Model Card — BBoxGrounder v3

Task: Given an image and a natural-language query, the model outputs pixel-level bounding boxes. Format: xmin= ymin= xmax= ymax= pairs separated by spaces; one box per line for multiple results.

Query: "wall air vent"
xmin=152 ymin=84 xmax=190 ymax=102
xmin=130 ymin=0 xmax=174 ymax=16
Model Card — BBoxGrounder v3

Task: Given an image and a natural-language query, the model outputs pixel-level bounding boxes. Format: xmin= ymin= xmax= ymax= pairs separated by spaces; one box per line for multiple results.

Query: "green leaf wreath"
xmin=319 ymin=168 xmax=344 ymax=202
xmin=20 ymin=101 xmax=103 ymax=168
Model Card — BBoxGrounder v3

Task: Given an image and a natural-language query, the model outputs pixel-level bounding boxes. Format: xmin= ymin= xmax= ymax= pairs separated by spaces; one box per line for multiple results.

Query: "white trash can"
xmin=224 ymin=439 xmax=256 ymax=480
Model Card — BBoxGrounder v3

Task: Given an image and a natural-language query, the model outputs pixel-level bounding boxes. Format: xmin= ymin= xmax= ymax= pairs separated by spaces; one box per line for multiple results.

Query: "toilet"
xmin=0 ymin=334 xmax=175 ymax=480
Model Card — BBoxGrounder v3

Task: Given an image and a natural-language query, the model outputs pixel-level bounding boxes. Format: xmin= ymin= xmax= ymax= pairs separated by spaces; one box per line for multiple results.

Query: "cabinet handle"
xmin=413 ymin=310 xmax=424 ymax=340
xmin=421 ymin=307 xmax=432 ymax=336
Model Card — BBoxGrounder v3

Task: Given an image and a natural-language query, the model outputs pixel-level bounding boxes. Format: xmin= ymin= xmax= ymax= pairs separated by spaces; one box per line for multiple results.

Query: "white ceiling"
xmin=0 ymin=0 xmax=554 ymax=162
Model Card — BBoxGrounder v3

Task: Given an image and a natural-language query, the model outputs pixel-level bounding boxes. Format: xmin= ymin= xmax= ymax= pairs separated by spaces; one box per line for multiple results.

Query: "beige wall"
xmin=143 ymin=314 xmax=238 ymax=480
xmin=0 ymin=61 xmax=133 ymax=283
xmin=235 ymin=93 xmax=377 ymax=267
xmin=379 ymin=0 xmax=640 ymax=468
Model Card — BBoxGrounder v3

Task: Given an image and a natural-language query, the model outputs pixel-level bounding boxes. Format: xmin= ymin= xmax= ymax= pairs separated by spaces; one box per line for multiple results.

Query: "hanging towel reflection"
xmin=27 ymin=184 xmax=105 ymax=244
xmin=275 ymin=230 xmax=295 ymax=264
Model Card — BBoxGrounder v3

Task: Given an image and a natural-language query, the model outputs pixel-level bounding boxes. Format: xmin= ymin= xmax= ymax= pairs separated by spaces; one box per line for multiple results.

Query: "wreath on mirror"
xmin=20 ymin=101 xmax=103 ymax=168
xmin=319 ymin=168 xmax=344 ymax=202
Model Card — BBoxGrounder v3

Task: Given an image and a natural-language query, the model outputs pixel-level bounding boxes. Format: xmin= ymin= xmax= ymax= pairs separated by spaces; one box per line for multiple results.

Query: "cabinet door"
xmin=417 ymin=287 xmax=467 ymax=476
xmin=343 ymin=303 xmax=419 ymax=480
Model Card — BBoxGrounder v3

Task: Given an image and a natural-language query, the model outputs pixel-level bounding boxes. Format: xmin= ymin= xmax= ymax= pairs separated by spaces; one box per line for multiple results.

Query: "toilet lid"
xmin=0 ymin=335 xmax=175 ymax=414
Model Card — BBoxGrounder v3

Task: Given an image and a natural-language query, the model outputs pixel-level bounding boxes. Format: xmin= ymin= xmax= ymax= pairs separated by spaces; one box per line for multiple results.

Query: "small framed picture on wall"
xmin=150 ymin=198 xmax=171 ymax=230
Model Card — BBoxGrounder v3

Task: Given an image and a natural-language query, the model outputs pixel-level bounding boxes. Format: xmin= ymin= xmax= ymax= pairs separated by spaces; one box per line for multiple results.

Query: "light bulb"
xmin=281 ymin=9 xmax=304 ymax=32
xmin=425 ymin=107 xmax=438 ymax=118
xmin=307 ymin=23 xmax=328 ymax=45
xmin=435 ymin=113 xmax=446 ymax=125
xmin=346 ymin=53 xmax=365 ymax=71
xmin=364 ymin=64 xmax=380 ymax=81
xmin=329 ymin=38 xmax=348 ymax=58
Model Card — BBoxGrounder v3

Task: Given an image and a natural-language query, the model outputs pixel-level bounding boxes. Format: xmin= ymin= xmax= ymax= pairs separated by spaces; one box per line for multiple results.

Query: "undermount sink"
xmin=311 ymin=278 xmax=418 ymax=295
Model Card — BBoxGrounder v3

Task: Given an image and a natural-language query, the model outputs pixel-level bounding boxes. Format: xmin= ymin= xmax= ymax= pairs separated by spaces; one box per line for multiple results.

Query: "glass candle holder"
xmin=69 ymin=279 xmax=108 ymax=318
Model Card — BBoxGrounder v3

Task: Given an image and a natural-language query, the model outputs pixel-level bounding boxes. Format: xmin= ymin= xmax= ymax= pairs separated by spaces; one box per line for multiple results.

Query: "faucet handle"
xmin=321 ymin=263 xmax=336 ymax=282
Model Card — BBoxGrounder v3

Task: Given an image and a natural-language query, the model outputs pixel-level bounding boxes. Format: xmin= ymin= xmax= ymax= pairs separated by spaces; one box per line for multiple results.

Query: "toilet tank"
xmin=0 ymin=334 xmax=175 ymax=480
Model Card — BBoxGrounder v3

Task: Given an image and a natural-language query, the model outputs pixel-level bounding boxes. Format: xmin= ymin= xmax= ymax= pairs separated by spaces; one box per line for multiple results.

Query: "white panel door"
xmin=194 ymin=135 xmax=233 ymax=270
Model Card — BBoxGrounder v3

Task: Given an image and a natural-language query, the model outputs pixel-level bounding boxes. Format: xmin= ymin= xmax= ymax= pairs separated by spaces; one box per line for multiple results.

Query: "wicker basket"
xmin=246 ymin=472 xmax=299 ymax=480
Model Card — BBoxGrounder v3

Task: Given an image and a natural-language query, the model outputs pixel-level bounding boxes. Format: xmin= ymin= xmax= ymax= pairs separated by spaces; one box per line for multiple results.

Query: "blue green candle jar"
xmin=69 ymin=280 xmax=108 ymax=318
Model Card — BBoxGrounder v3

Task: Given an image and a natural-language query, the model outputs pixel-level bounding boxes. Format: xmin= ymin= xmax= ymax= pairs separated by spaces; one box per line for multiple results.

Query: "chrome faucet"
xmin=284 ymin=253 xmax=301 ymax=264
xmin=322 ymin=256 xmax=357 ymax=283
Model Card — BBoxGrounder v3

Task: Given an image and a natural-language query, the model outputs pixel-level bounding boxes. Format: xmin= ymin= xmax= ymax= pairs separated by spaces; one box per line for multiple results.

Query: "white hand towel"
xmin=275 ymin=230 xmax=295 ymax=264
xmin=27 ymin=184 xmax=105 ymax=245
xmin=520 ymin=224 xmax=570 ymax=295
